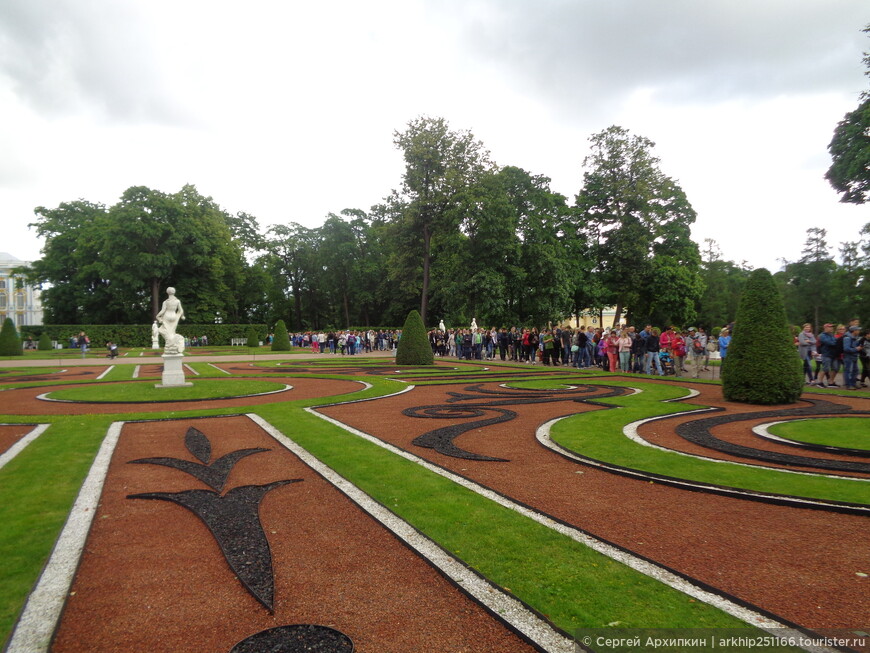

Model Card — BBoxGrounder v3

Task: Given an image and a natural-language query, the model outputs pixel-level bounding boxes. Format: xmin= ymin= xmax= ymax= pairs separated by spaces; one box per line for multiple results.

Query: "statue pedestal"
xmin=156 ymin=353 xmax=193 ymax=388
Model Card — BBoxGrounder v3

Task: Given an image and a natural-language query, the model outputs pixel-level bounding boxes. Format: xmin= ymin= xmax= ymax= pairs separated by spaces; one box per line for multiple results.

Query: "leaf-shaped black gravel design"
xmin=128 ymin=479 xmax=302 ymax=612
xmin=185 ymin=426 xmax=212 ymax=464
xmin=129 ymin=448 xmax=270 ymax=492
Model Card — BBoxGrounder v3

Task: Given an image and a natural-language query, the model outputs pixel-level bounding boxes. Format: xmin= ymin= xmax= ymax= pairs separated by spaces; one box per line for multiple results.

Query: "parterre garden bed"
xmin=0 ymin=357 xmax=867 ymax=652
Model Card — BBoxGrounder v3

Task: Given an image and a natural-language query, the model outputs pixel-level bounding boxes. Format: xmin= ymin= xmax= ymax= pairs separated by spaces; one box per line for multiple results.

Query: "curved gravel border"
xmin=752 ymin=419 xmax=870 ymax=457
xmin=540 ymin=415 xmax=870 ymax=516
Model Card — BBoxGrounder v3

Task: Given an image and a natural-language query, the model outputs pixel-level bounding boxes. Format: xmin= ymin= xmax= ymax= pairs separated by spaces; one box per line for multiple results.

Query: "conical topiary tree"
xmin=396 ymin=310 xmax=434 ymax=365
xmin=246 ymin=326 xmax=260 ymax=349
xmin=0 ymin=318 xmax=23 ymax=356
xmin=271 ymin=320 xmax=291 ymax=351
xmin=722 ymin=268 xmax=803 ymax=404
xmin=38 ymin=332 xmax=53 ymax=351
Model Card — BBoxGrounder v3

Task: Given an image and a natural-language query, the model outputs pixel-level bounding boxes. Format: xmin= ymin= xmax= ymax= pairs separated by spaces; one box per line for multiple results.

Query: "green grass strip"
xmin=545 ymin=380 xmax=870 ymax=505
xmin=0 ymin=417 xmax=115 ymax=640
xmin=45 ymin=378 xmax=288 ymax=402
xmin=767 ymin=417 xmax=870 ymax=450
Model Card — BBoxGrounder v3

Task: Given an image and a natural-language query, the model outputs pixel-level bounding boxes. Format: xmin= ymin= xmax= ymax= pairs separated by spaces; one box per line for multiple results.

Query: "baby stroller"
xmin=659 ymin=350 xmax=675 ymax=376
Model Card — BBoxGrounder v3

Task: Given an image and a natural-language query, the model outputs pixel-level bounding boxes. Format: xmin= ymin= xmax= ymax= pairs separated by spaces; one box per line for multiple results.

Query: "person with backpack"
xmin=686 ymin=327 xmax=706 ymax=378
xmin=672 ymin=331 xmax=688 ymax=378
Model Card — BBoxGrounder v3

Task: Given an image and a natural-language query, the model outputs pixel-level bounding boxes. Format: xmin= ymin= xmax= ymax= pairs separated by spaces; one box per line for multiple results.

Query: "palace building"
xmin=0 ymin=252 xmax=44 ymax=328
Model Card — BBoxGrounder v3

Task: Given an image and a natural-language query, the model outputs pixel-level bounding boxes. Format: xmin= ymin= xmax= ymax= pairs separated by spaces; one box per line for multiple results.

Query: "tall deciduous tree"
xmin=576 ymin=125 xmax=702 ymax=326
xmin=392 ymin=116 xmax=492 ymax=325
xmin=28 ymin=200 xmax=109 ymax=323
xmin=827 ymin=25 xmax=870 ymax=204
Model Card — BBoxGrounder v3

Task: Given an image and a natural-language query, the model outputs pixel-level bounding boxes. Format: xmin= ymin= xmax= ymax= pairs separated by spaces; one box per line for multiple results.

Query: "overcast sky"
xmin=1 ymin=0 xmax=867 ymax=271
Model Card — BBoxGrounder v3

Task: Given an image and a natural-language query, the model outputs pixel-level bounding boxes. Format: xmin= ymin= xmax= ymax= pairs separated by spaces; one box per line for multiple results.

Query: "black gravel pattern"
xmin=128 ymin=426 xmax=269 ymax=492
xmin=126 ymin=426 xmax=303 ymax=611
xmin=675 ymin=399 xmax=870 ymax=474
xmin=231 ymin=624 xmax=354 ymax=652
xmin=404 ymin=383 xmax=631 ymax=461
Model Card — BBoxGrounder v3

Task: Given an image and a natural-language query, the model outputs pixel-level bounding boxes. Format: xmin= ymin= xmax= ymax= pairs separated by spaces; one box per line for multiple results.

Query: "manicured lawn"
xmin=767 ymin=417 xmax=870 ymax=450
xmin=45 ymin=378 xmax=288 ymax=402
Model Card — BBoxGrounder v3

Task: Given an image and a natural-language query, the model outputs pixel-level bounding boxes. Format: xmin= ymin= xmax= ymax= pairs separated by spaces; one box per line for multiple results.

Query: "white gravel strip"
xmin=184 ymin=364 xmax=200 ymax=375
xmin=307 ymin=405 xmax=833 ymax=652
xmin=5 ymin=422 xmax=123 ymax=653
xmin=208 ymin=363 xmax=232 ymax=375
xmin=95 ymin=366 xmax=113 ymax=380
xmin=132 ymin=365 xmax=140 ymax=379
xmin=251 ymin=412 xmax=576 ymax=653
xmin=0 ymin=424 xmax=50 ymax=472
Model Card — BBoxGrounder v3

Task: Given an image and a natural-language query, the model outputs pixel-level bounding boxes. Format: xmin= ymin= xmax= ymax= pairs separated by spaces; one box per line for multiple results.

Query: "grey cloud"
xmin=0 ymin=1 xmax=191 ymax=124
xmin=439 ymin=0 xmax=868 ymax=118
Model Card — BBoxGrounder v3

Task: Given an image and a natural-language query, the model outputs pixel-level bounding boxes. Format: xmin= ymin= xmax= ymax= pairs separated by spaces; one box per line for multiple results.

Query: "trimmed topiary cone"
xmin=270 ymin=320 xmax=291 ymax=352
xmin=0 ymin=317 xmax=23 ymax=356
xmin=396 ymin=310 xmax=434 ymax=365
xmin=38 ymin=332 xmax=53 ymax=351
xmin=722 ymin=268 xmax=803 ymax=405
xmin=246 ymin=326 xmax=260 ymax=349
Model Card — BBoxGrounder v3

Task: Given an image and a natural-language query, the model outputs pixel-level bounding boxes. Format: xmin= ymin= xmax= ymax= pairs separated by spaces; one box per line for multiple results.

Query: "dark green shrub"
xmin=0 ymin=318 xmax=23 ymax=356
xmin=271 ymin=320 xmax=291 ymax=351
xmin=722 ymin=268 xmax=803 ymax=405
xmin=20 ymin=324 xmax=267 ymax=347
xmin=246 ymin=326 xmax=261 ymax=349
xmin=396 ymin=310 xmax=434 ymax=365
xmin=37 ymin=332 xmax=53 ymax=351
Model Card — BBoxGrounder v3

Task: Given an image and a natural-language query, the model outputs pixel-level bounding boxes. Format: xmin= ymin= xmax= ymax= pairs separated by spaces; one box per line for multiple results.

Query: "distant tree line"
xmin=24 ymin=111 xmax=870 ymax=331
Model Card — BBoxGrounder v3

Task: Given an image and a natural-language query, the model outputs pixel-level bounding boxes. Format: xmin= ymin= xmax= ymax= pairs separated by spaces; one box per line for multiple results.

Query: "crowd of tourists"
xmin=424 ymin=324 xmax=725 ymax=378
xmin=269 ymin=319 xmax=868 ymax=388
xmin=796 ymin=320 xmax=868 ymax=390
xmin=269 ymin=330 xmax=401 ymax=355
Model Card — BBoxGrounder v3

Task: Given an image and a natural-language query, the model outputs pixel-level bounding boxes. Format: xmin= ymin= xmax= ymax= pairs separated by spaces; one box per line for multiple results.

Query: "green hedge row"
xmin=18 ymin=324 xmax=268 ymax=348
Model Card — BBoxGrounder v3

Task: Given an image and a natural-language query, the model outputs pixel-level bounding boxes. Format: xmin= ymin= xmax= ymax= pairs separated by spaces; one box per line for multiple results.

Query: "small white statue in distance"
xmin=151 ymin=321 xmax=160 ymax=349
xmin=156 ymin=287 xmax=186 ymax=354
xmin=471 ymin=317 xmax=478 ymax=332
xmin=439 ymin=319 xmax=446 ymax=332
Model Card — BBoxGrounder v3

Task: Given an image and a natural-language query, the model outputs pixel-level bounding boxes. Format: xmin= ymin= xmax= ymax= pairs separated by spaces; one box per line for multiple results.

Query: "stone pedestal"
xmin=156 ymin=353 xmax=193 ymax=388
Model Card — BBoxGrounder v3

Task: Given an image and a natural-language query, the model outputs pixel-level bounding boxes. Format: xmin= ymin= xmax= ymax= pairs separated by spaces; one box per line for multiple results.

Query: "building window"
xmin=16 ymin=292 xmax=25 ymax=310
xmin=0 ymin=293 xmax=6 ymax=310
xmin=0 ymin=279 xmax=6 ymax=290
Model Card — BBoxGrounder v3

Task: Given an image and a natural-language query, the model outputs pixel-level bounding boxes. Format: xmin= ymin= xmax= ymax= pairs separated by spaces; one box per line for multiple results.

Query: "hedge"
xmin=19 ymin=324 xmax=268 ymax=348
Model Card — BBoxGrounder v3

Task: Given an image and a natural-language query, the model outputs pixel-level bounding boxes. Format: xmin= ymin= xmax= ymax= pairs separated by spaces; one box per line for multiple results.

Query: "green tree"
xmin=695 ymin=239 xmax=751 ymax=330
xmin=722 ymin=269 xmax=803 ymax=405
xmin=28 ymin=185 xmax=252 ymax=324
xmin=392 ymin=116 xmax=493 ymax=325
xmin=826 ymin=25 xmax=870 ymax=203
xmin=37 ymin=332 xmax=53 ymax=351
xmin=575 ymin=126 xmax=702 ymax=326
xmin=270 ymin=319 xmax=291 ymax=351
xmin=0 ymin=318 xmax=22 ymax=356
xmin=395 ymin=310 xmax=434 ymax=365
xmin=265 ymin=223 xmax=318 ymax=330
xmin=27 ymin=200 xmax=110 ymax=323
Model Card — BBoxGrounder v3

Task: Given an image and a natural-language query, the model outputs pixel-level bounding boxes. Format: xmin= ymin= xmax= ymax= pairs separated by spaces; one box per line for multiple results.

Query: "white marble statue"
xmin=151 ymin=321 xmax=160 ymax=349
xmin=439 ymin=319 xmax=446 ymax=332
xmin=156 ymin=287 xmax=186 ymax=354
xmin=471 ymin=317 xmax=478 ymax=332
